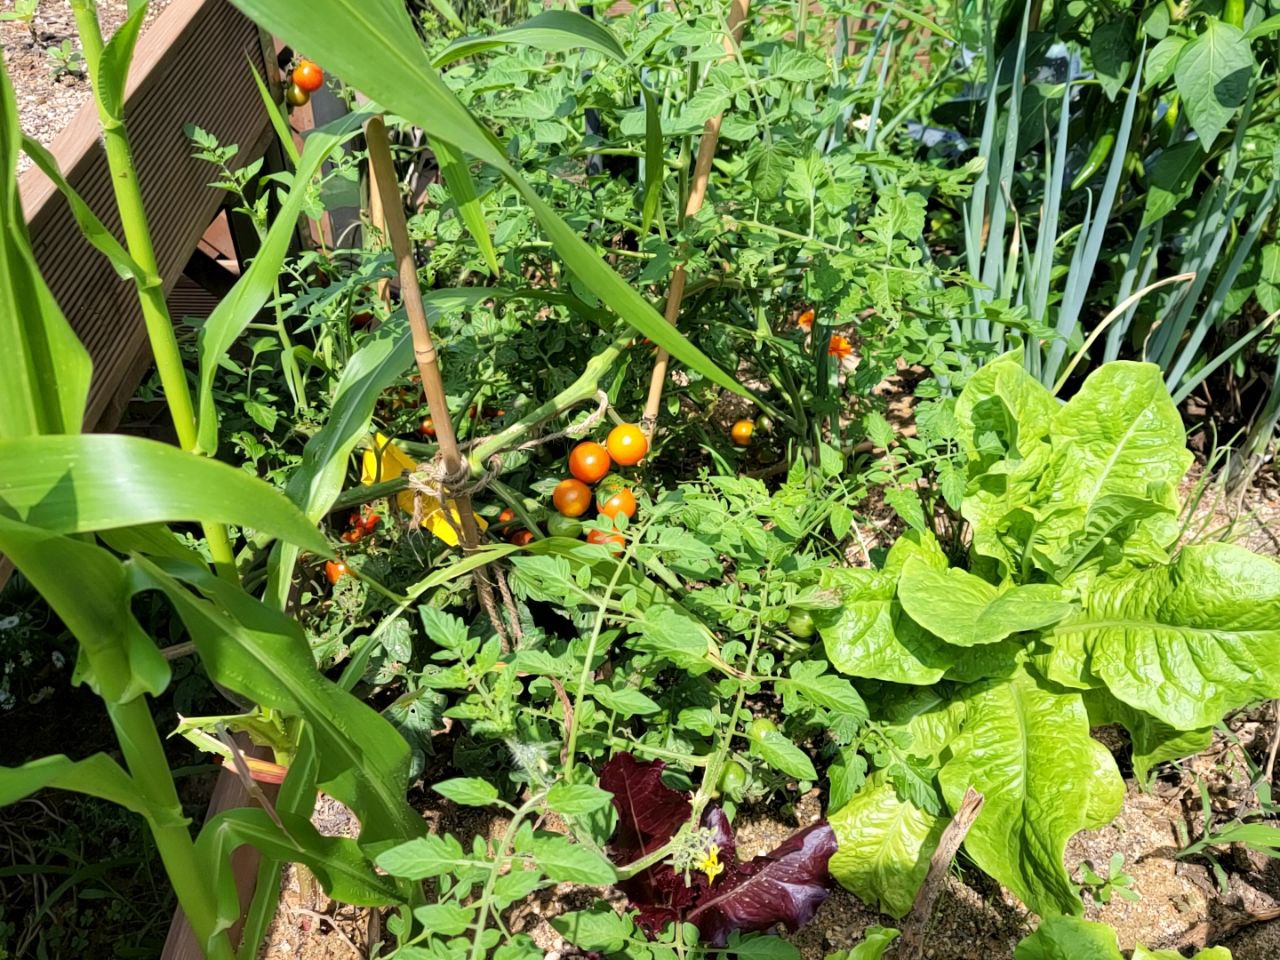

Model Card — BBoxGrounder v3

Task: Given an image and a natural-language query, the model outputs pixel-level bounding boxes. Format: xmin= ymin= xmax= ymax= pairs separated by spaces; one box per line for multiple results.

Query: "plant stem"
xmin=70 ymin=0 xmax=238 ymax=582
xmin=108 ymin=696 xmax=234 ymax=960
xmin=467 ymin=793 xmax=543 ymax=960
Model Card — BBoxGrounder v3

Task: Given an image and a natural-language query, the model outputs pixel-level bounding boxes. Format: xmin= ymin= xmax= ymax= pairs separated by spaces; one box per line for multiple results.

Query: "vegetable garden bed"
xmin=5 ymin=2 xmax=1280 ymax=960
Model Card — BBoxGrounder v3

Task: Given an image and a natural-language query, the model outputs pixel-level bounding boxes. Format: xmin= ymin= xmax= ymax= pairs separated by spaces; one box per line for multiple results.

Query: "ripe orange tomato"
xmin=568 ymin=441 xmax=612 ymax=485
xmin=509 ymin=529 xmax=535 ymax=546
xmin=341 ymin=528 xmax=362 ymax=544
xmin=284 ymin=82 xmax=309 ymax=107
xmin=498 ymin=508 xmax=516 ymax=523
xmin=419 ymin=417 xmax=436 ymax=438
xmin=553 ymin=478 xmax=592 ymax=517
xmin=292 ymin=59 xmax=324 ymax=93
xmin=360 ymin=512 xmax=380 ymax=532
xmin=587 ymin=528 xmax=625 ymax=553
xmin=607 ymin=424 xmax=648 ymax=466
xmin=325 ymin=559 xmax=349 ymax=584
xmin=731 ymin=419 xmax=754 ymax=446
xmin=598 ymin=487 xmax=636 ymax=522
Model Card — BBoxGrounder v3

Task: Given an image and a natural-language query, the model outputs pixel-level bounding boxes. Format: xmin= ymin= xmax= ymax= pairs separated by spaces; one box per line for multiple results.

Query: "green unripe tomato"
xmin=754 ymin=414 xmax=774 ymax=435
xmin=786 ymin=609 xmax=816 ymax=639
xmin=546 ymin=514 xmax=584 ymax=538
xmin=285 ymin=82 xmax=310 ymax=107
xmin=718 ymin=760 xmax=748 ymax=798
xmin=747 ymin=717 xmax=778 ymax=742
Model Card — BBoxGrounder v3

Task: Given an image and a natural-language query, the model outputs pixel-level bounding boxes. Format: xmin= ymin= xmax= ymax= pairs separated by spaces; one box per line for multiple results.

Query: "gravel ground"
xmin=2 ymin=0 xmax=173 ymax=172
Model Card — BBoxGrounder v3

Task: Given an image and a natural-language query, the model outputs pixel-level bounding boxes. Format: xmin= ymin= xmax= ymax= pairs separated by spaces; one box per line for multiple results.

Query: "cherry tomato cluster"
xmin=285 ymin=58 xmax=324 ymax=108
xmin=543 ymin=423 xmax=649 ymax=553
xmin=341 ymin=508 xmax=380 ymax=544
xmin=497 ymin=507 xmax=535 ymax=546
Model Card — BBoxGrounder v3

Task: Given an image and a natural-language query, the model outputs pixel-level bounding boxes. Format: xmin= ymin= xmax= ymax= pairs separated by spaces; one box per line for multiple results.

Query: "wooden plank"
xmin=17 ymin=0 xmax=276 ymax=433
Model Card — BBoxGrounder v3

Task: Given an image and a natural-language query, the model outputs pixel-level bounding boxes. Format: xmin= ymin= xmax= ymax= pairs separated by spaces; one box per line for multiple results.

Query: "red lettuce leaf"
xmin=600 ymin=753 xmax=835 ymax=946
xmin=687 ymin=820 xmax=837 ymax=946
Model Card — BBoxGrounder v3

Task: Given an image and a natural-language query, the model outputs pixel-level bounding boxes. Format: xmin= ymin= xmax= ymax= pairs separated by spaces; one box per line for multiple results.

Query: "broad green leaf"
xmin=1083 ymin=689 xmax=1212 ymax=787
xmin=897 ymin=557 xmax=1073 ymax=646
xmin=0 ymin=516 xmax=168 ymax=703
xmin=1015 ymin=916 xmax=1122 ymax=960
xmin=1091 ymin=19 xmax=1133 ymax=100
xmin=21 ymin=135 xmax=144 ymax=280
xmin=1046 ymin=492 xmax=1172 ymax=580
xmin=837 ymin=927 xmax=901 ymax=960
xmin=0 ymin=54 xmax=91 ymax=438
xmin=939 ymin=666 xmax=1123 ymax=916
xmin=1175 ymin=20 xmax=1256 ymax=145
xmin=433 ymin=777 xmax=499 ymax=806
xmin=1033 ymin=362 xmax=1190 ymax=569
xmin=818 ymin=570 xmax=957 ymax=686
xmin=195 ymin=109 xmax=371 ymax=454
xmin=531 ymin=834 xmax=617 ymax=884
xmin=134 ymin=557 xmax=424 ymax=846
xmin=431 ymin=136 xmax=500 ymax=276
xmin=1044 ymin=542 xmax=1280 ymax=731
xmin=225 ymin=0 xmax=747 ymax=400
xmin=546 ymin=783 xmax=614 ymax=816
xmin=828 ymin=772 xmax=944 ymax=918
xmin=376 ymin=833 xmax=466 ymax=880
xmin=752 ymin=730 xmax=817 ymax=781
xmin=1259 ymin=243 xmax=1280 ymax=314
xmin=955 ymin=348 xmax=1056 ymax=465
xmin=0 ymin=434 xmax=329 ymax=556
xmin=551 ymin=902 xmax=632 ymax=952
xmin=593 ymin=685 xmax=660 ymax=717
xmin=0 ymin=753 xmax=151 ymax=818
xmin=198 ymin=808 xmax=398 ymax=913
xmin=412 ymin=903 xmax=475 ymax=937
xmin=1141 ymin=141 xmax=1202 ymax=227
xmin=961 ymin=444 xmax=1049 ymax=573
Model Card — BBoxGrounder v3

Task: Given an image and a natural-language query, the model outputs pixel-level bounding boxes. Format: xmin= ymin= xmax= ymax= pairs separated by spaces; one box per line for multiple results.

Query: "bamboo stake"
xmin=640 ymin=0 xmax=752 ymax=439
xmin=364 ymin=117 xmax=506 ymax=639
xmin=366 ymin=143 xmax=393 ymax=310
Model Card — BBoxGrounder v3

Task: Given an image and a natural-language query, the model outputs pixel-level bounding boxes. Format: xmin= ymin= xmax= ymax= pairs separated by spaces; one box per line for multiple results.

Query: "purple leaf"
xmin=687 ymin=821 xmax=837 ymax=946
xmin=600 ymin=754 xmax=836 ymax=946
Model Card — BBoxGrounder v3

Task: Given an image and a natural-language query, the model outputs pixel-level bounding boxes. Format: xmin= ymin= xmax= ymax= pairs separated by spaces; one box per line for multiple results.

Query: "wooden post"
xmin=640 ymin=0 xmax=752 ymax=439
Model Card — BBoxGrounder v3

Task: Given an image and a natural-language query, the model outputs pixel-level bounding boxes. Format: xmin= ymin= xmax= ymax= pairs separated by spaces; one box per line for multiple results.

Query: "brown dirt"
xmin=2 ymin=0 xmax=173 ymax=172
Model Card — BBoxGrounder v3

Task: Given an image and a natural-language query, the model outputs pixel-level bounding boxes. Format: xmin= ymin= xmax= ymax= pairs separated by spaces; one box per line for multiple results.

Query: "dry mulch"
xmin=2 ymin=0 xmax=173 ymax=173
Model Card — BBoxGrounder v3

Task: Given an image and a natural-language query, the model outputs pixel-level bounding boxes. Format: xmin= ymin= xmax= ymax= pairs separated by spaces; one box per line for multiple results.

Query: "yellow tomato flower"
xmin=698 ymin=843 xmax=724 ymax=885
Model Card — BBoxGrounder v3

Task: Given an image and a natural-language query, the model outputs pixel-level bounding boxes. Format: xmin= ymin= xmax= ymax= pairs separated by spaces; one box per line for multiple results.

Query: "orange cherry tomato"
xmin=553 ymin=478 xmax=593 ymax=517
xmin=341 ymin=528 xmax=362 ymax=544
xmin=360 ymin=512 xmax=380 ymax=532
xmin=291 ymin=59 xmax=324 ymax=93
xmin=828 ymin=334 xmax=854 ymax=360
xmin=587 ymin=528 xmax=625 ymax=553
xmin=731 ymin=419 xmax=754 ymax=446
xmin=419 ymin=417 xmax=436 ymax=438
xmin=509 ymin=529 xmax=535 ymax=546
xmin=498 ymin=508 xmax=516 ymax=523
xmin=598 ymin=487 xmax=636 ymax=522
xmin=606 ymin=424 xmax=648 ymax=466
xmin=568 ymin=441 xmax=612 ymax=485
xmin=325 ymin=559 xmax=349 ymax=584
xmin=797 ymin=307 xmax=815 ymax=331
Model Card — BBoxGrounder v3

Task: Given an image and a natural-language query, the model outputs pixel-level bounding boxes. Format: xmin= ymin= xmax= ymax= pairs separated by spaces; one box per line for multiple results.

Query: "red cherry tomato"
xmin=509 ymin=529 xmax=535 ymax=546
xmin=291 ymin=59 xmax=324 ymax=93
xmin=553 ymin=478 xmax=592 ymax=517
xmin=325 ymin=560 xmax=349 ymax=584
xmin=568 ymin=441 xmax=612 ymax=485
xmin=606 ymin=424 xmax=648 ymax=466
xmin=598 ymin=487 xmax=636 ymax=522
xmin=419 ymin=417 xmax=436 ymax=438
xmin=586 ymin=528 xmax=625 ymax=554
xmin=498 ymin=508 xmax=516 ymax=523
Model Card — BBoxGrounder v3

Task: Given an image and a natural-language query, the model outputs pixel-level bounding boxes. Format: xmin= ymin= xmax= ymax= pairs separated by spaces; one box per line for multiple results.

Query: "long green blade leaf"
xmin=0 ymin=434 xmax=329 ymax=555
xmin=431 ymin=136 xmax=500 ymax=276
